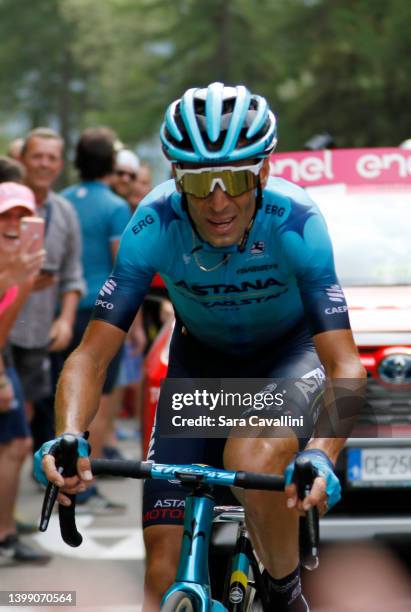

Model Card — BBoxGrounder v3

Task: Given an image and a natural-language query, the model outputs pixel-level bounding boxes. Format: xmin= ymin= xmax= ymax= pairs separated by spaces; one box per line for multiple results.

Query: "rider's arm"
xmin=41 ymin=320 xmax=127 ymax=497
xmin=41 ymin=198 xmax=163 ymax=491
xmin=285 ymin=329 xmax=366 ymax=512
xmin=308 ymin=328 xmax=366 ymax=463
xmin=54 ymin=320 xmax=126 ymax=436
xmin=282 ymin=193 xmax=366 ymax=511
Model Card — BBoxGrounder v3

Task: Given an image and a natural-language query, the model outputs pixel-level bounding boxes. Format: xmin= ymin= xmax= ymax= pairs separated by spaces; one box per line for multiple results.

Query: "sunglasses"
xmin=116 ymin=169 xmax=137 ymax=180
xmin=175 ymin=161 xmax=263 ymax=198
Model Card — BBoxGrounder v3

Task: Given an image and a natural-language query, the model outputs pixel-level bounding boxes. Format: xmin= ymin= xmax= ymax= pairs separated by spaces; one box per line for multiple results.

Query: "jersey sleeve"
xmin=282 ymin=198 xmax=351 ymax=336
xmin=92 ymin=203 xmax=160 ymax=332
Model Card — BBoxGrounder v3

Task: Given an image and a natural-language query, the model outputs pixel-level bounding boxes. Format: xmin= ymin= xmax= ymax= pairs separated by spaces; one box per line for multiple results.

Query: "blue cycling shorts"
xmin=0 ymin=367 xmax=31 ymax=444
xmin=142 ymin=319 xmax=324 ymax=529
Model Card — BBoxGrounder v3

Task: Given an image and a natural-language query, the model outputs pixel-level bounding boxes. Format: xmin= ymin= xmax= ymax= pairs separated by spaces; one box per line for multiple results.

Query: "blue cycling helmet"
xmin=160 ymin=82 xmax=277 ymax=164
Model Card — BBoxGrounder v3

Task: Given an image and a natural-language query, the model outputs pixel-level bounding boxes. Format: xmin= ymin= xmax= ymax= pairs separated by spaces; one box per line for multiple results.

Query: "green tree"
xmin=2 ymin=0 xmax=411 ymax=156
xmin=76 ymin=0 xmax=286 ymax=144
xmin=271 ymin=0 xmax=411 ymax=148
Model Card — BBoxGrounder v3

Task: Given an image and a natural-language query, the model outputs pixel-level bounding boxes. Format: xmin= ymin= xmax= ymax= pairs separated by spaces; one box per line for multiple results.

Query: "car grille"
xmin=359 ymin=378 xmax=411 ymax=425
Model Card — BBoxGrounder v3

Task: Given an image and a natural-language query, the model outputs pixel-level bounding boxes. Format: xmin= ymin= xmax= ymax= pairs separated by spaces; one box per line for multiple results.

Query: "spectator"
xmin=9 ymin=128 xmax=84 ymax=450
xmin=7 ymin=138 xmax=24 ymax=161
xmin=0 ymin=182 xmax=50 ymax=564
xmin=61 ymin=127 xmax=131 ymax=514
xmin=110 ymin=150 xmax=147 ymax=449
xmin=111 ymin=149 xmax=140 ymax=205
xmin=0 ymin=156 xmax=25 ymax=184
xmin=129 ymin=162 xmax=152 ymax=211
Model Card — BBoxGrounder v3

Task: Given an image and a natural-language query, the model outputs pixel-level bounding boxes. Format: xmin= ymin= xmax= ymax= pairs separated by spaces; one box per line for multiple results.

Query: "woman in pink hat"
xmin=0 ymin=182 xmax=44 ymax=306
xmin=0 ymin=182 xmax=50 ymax=564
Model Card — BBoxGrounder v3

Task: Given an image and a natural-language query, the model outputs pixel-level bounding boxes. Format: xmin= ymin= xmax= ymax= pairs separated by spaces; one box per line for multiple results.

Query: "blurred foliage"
xmin=1 ymin=0 xmax=411 ymax=156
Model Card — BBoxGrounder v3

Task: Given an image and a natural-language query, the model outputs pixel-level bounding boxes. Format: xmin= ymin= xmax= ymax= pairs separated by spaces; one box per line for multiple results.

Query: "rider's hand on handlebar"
xmin=33 ymin=434 xmax=93 ymax=506
xmin=284 ymin=449 xmax=341 ymax=516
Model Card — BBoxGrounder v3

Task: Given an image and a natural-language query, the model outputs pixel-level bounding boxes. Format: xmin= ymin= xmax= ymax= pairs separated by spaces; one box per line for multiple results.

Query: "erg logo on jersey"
xmin=132 ymin=214 xmax=155 ymax=235
xmin=265 ymin=204 xmax=285 ymax=217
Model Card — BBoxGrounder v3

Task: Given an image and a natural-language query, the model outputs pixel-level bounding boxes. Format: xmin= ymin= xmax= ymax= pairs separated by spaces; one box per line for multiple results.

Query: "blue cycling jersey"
xmin=92 ymin=176 xmax=350 ymax=355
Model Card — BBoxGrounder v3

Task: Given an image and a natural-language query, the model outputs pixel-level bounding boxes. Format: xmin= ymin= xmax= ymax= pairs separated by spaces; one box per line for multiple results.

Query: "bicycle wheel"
xmin=161 ymin=590 xmax=196 ymax=611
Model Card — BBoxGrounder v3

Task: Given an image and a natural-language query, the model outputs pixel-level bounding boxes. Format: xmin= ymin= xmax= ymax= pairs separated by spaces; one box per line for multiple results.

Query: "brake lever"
xmin=293 ymin=456 xmax=319 ymax=570
xmin=39 ymin=474 xmax=62 ymax=532
xmin=39 ymin=434 xmax=83 ymax=547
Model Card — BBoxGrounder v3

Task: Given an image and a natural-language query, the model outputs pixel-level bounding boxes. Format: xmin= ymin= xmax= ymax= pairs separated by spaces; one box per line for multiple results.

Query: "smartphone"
xmin=40 ymin=263 xmax=58 ymax=274
xmin=19 ymin=217 xmax=45 ymax=252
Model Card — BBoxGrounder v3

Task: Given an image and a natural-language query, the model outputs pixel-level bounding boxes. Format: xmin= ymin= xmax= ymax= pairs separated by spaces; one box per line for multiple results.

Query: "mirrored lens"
xmin=179 ymin=169 xmax=259 ymax=198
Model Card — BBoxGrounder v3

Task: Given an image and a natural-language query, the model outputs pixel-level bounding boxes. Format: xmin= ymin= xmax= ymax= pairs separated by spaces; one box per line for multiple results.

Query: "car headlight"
xmin=378 ymin=354 xmax=411 ymax=384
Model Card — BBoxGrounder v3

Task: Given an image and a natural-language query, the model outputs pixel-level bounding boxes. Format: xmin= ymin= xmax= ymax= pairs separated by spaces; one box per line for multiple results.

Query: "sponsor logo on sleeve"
xmin=325 ymin=284 xmax=348 ymax=315
xmin=95 ymin=299 xmax=114 ymax=310
xmin=99 ymin=279 xmax=117 ymax=297
xmin=325 ymin=284 xmax=345 ymax=302
xmin=265 ymin=204 xmax=285 ymax=217
xmin=132 ymin=214 xmax=155 ymax=235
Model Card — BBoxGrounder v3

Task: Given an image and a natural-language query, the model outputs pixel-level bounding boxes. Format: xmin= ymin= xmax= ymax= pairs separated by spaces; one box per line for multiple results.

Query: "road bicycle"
xmin=40 ymin=435 xmax=319 ymax=611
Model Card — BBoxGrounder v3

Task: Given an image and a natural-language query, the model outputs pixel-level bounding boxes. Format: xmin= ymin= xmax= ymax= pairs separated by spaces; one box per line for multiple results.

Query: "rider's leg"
xmin=224 ymin=431 xmax=309 ymax=612
xmin=224 ymin=433 xmax=299 ymax=578
xmin=143 ymin=525 xmax=183 ymax=610
xmin=224 ymin=434 xmax=309 ymax=610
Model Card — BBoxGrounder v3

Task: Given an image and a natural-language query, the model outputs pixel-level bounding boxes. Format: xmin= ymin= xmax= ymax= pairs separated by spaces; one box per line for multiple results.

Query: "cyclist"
xmin=35 ymin=83 xmax=365 ymax=611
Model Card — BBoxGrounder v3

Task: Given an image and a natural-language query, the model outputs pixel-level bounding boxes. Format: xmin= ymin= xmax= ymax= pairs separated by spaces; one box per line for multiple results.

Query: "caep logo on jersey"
xmin=325 ymin=284 xmax=348 ymax=315
xmin=100 ymin=279 xmax=117 ymax=297
xmin=326 ymin=304 xmax=348 ymax=315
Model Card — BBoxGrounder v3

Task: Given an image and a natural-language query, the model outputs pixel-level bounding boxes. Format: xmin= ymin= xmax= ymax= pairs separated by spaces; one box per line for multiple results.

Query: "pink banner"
xmin=269 ymin=148 xmax=411 ymax=187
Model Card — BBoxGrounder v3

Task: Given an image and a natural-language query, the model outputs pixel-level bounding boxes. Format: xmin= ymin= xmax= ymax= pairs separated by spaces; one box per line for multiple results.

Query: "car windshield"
xmin=308 ymin=185 xmax=411 ymax=286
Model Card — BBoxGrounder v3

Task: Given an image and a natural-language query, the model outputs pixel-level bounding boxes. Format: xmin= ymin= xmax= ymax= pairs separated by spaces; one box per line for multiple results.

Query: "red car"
xmin=142 ymin=148 xmax=411 ymax=539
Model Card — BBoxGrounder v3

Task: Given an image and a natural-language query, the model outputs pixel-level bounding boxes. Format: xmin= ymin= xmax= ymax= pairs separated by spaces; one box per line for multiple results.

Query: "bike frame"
xmin=41 ymin=447 xmax=317 ymax=611
xmin=155 ymin=462 xmax=273 ymax=612
xmin=161 ymin=485 xmax=226 ymax=610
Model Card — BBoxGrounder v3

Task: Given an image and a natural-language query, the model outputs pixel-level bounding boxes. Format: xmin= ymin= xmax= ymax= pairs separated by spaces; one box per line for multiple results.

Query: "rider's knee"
xmin=224 ymin=435 xmax=298 ymax=474
xmin=144 ymin=526 xmax=182 ymax=600
xmin=145 ymin=557 xmax=177 ymax=599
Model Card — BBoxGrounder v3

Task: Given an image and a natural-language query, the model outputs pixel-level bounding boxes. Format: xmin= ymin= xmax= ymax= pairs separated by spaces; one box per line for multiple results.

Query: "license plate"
xmin=347 ymin=447 xmax=411 ymax=487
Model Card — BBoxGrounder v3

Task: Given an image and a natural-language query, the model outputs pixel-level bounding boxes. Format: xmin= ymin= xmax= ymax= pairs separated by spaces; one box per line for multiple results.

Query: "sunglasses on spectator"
xmin=175 ymin=161 xmax=264 ymax=198
xmin=116 ymin=169 xmax=137 ymax=180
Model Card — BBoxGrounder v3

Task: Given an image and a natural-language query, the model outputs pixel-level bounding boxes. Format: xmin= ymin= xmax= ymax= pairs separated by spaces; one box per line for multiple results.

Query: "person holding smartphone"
xmin=9 ymin=128 xmax=85 ymax=453
xmin=0 ymin=182 xmax=50 ymax=564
